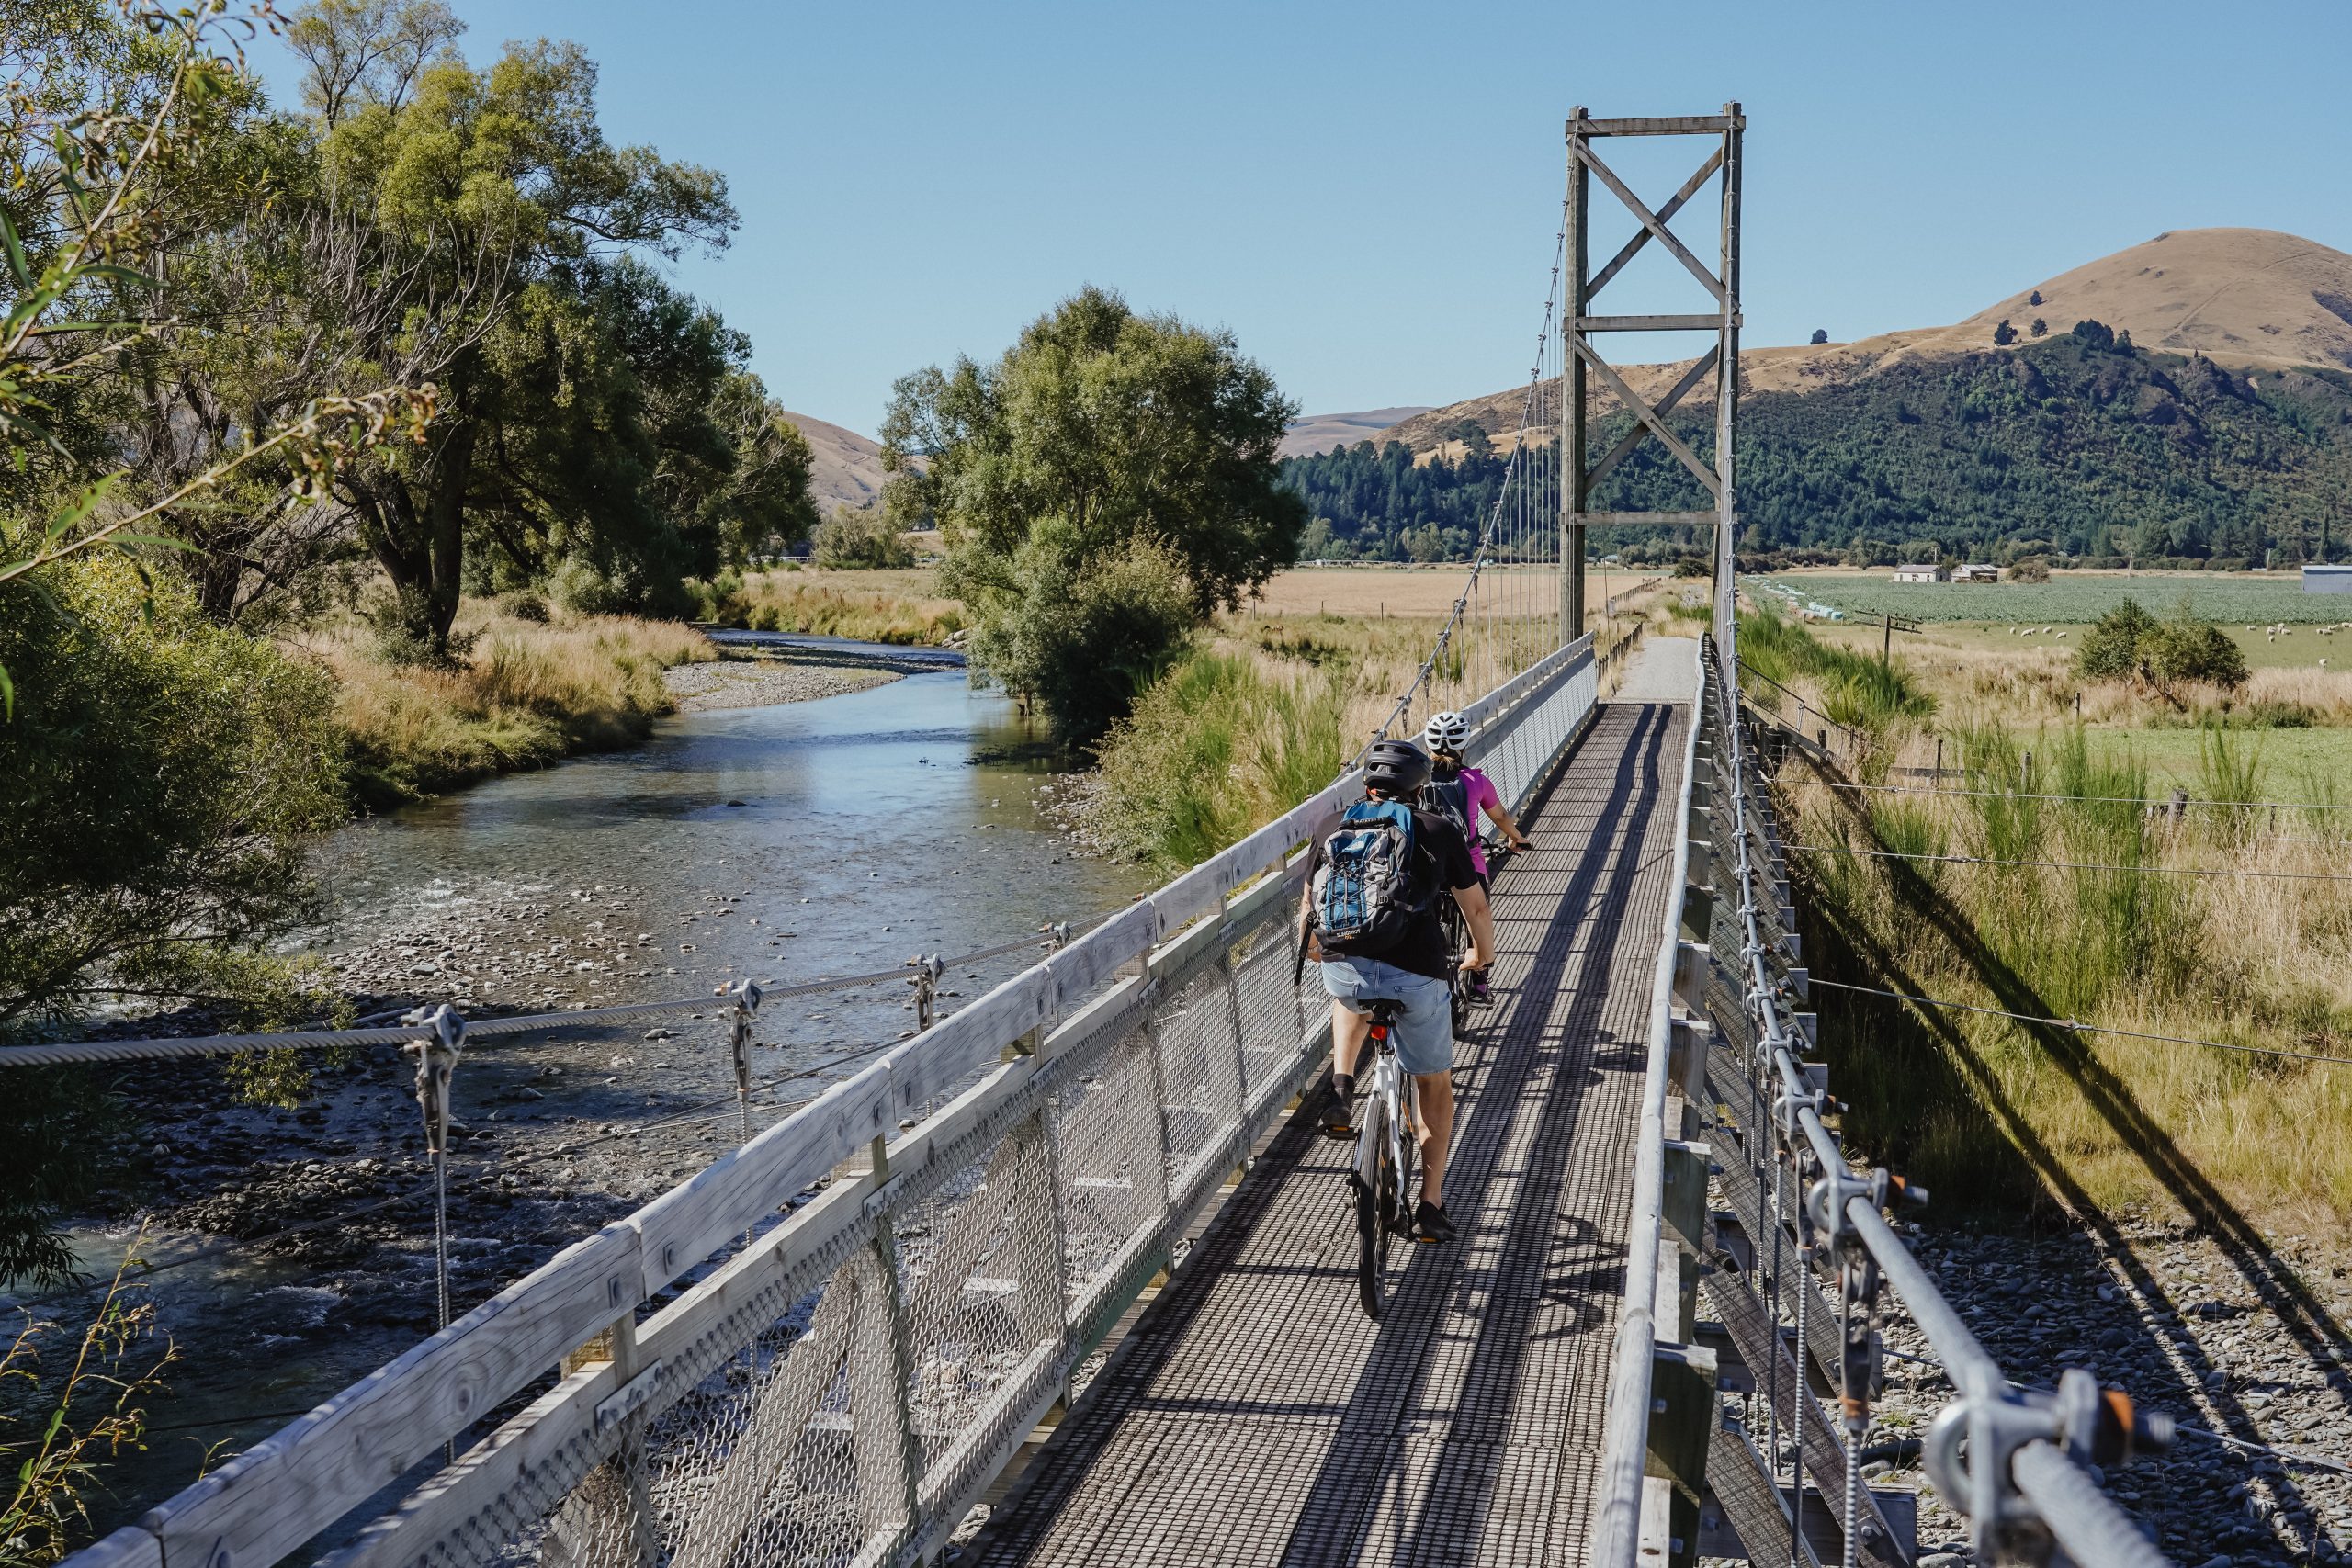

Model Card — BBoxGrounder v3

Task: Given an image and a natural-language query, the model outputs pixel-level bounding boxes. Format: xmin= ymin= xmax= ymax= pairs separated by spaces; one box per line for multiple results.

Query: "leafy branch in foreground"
xmin=0 ymin=1241 xmax=175 ymax=1568
xmin=0 ymin=2 xmax=437 ymax=711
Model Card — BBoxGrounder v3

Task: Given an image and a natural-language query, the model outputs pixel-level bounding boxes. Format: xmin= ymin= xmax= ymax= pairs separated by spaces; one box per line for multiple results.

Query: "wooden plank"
xmin=1577 ymin=114 xmax=1739 ymax=136
xmin=635 ymin=1171 xmax=877 ymax=1383
xmin=632 ymin=1059 xmax=892 ymax=1294
xmin=880 ymin=966 xmax=1051 ymax=1119
xmin=1572 ymin=510 xmax=1723 ymax=527
xmin=1148 ymin=855 xmax=1226 ymax=942
xmin=1587 ymin=348 xmax=1716 ymax=493
xmin=1575 ymin=340 xmax=1723 ymax=499
xmin=1589 ymin=147 xmax=1723 ymax=299
xmin=316 ymin=1360 xmax=622 ymax=1568
xmin=147 ymin=1224 xmax=642 ymax=1568
xmin=1577 ymin=314 xmax=1734 ymax=333
xmin=1041 ymin=904 xmax=1153 ymax=1021
xmin=56 ymin=1528 xmax=162 ymax=1568
xmin=1574 ymin=141 xmax=1729 ymax=304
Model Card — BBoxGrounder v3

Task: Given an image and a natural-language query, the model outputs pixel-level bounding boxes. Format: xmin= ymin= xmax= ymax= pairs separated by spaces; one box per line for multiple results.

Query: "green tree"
xmin=280 ymin=5 xmax=741 ymax=655
xmin=2030 ymin=317 xmax=2048 ymax=338
xmin=884 ymin=287 xmax=1303 ymax=739
xmin=812 ymin=506 xmax=913 ymax=569
xmin=0 ymin=553 xmax=346 ymax=1034
xmin=964 ymin=527 xmax=1200 ymax=748
xmin=1993 ymin=319 xmax=2018 ymax=346
xmin=1810 ymin=328 xmax=1828 ymax=345
xmin=2075 ymin=597 xmax=2157 ymax=681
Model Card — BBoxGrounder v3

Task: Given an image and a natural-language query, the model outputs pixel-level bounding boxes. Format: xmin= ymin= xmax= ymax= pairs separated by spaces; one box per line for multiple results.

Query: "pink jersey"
xmin=1459 ymin=766 xmax=1502 ymax=875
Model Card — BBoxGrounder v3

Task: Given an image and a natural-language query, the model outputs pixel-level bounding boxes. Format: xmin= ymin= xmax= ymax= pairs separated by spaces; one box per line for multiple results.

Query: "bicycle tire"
xmin=1355 ymin=1096 xmax=1396 ymax=1321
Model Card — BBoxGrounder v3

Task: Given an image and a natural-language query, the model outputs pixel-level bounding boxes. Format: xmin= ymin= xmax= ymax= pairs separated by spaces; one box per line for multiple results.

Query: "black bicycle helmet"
xmin=1363 ymin=738 xmax=1432 ymax=796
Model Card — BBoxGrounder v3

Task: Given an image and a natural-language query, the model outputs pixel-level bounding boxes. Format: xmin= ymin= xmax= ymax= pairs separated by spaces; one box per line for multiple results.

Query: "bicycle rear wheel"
xmin=1355 ymin=1096 xmax=1397 ymax=1321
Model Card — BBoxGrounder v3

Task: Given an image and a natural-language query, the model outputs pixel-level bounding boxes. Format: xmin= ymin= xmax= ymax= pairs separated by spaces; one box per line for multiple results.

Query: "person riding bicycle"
xmin=1420 ymin=711 xmax=1529 ymax=1005
xmin=1298 ymin=738 xmax=1496 ymax=1244
xmin=1419 ymin=711 xmax=1531 ymax=881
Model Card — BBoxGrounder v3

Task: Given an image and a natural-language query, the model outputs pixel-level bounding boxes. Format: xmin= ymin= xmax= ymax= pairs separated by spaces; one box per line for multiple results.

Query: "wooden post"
xmin=1645 ymin=1343 xmax=1719 ymax=1568
xmin=1563 ymin=109 xmax=1589 ymax=645
xmin=1714 ymin=102 xmax=1743 ymax=639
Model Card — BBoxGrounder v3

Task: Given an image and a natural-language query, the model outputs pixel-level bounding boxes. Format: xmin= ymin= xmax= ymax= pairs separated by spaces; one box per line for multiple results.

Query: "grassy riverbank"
xmin=1747 ymin=609 xmax=2352 ymax=1228
xmin=1084 ymin=584 xmax=1669 ymax=873
xmin=292 ymin=607 xmax=717 ymax=809
xmin=691 ymin=566 xmax=966 ymax=645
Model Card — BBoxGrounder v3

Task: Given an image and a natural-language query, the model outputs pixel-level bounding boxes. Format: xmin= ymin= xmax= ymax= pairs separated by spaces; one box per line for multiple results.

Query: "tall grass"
xmin=1737 ymin=609 xmax=1935 ymax=740
xmin=722 ymin=569 xmax=963 ymax=645
xmin=1087 ymin=650 xmax=1353 ymax=873
xmin=1794 ymin=719 xmax=2352 ymax=1226
xmin=293 ymin=607 xmax=715 ymax=808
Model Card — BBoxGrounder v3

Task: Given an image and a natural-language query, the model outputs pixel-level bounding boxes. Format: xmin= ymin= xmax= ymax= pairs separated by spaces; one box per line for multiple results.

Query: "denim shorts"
xmin=1319 ymin=956 xmax=1453 ymax=1077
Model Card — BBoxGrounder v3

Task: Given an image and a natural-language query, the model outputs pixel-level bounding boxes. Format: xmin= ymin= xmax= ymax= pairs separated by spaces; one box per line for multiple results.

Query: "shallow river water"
xmin=33 ymin=666 xmax=1154 ymax=1535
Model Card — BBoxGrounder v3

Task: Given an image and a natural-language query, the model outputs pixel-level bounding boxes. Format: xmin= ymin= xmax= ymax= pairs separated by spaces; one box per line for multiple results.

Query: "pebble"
xmin=662 ymin=656 xmax=901 ymax=713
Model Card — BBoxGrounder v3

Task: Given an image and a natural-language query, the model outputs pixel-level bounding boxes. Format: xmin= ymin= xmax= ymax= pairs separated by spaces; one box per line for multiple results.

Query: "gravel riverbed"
xmin=1777 ymin=1216 xmax=2352 ymax=1566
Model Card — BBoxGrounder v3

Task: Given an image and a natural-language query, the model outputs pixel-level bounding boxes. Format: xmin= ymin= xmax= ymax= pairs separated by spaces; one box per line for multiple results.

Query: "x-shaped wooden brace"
xmin=1571 ymin=138 xmax=1732 ymax=501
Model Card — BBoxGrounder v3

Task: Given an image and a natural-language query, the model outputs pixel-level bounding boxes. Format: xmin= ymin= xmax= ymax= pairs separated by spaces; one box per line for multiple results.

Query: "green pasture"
xmin=1759 ymin=570 xmax=2352 ymax=626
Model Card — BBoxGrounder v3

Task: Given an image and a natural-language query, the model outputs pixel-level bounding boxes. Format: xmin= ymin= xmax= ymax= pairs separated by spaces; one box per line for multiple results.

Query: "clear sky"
xmin=247 ymin=0 xmax=2352 ymax=436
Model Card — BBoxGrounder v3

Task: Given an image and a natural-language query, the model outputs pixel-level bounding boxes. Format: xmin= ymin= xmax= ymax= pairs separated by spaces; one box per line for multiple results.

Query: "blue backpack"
xmin=1310 ymin=799 xmax=1433 ymax=957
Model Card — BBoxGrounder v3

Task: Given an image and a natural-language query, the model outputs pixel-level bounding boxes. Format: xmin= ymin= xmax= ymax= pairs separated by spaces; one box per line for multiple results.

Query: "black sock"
xmin=1333 ymin=1073 xmax=1354 ymax=1100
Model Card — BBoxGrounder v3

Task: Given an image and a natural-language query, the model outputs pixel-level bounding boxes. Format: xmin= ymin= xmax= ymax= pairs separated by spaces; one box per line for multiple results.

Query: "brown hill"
xmin=1376 ymin=228 xmax=2352 ymax=455
xmin=781 ymin=411 xmax=889 ymax=513
xmin=1280 ymin=406 xmax=1435 ymax=457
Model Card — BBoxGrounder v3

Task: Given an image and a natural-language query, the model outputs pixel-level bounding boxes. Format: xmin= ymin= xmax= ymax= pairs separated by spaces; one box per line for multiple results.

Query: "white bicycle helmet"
xmin=1421 ymin=711 xmax=1471 ymax=752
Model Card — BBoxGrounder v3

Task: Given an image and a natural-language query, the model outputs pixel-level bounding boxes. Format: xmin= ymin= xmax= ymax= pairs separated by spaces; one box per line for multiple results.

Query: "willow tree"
xmin=284 ymin=6 xmax=746 ymax=653
xmin=882 ymin=286 xmax=1303 ymax=743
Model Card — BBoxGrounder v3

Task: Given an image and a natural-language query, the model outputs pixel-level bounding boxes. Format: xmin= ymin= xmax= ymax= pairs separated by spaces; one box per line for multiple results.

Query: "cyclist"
xmin=1420 ymin=711 xmax=1530 ymax=1005
xmin=1298 ymin=738 xmax=1496 ymax=1244
xmin=1420 ymin=711 xmax=1532 ymax=881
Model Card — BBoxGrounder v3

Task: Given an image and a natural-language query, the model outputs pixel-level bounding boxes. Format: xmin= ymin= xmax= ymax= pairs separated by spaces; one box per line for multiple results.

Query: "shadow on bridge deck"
xmin=964 ymin=700 xmax=1689 ymax=1568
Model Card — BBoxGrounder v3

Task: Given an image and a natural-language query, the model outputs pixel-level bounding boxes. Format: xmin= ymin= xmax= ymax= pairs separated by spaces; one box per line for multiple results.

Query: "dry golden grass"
xmin=289 ymin=604 xmax=715 ymax=807
xmin=730 ymin=567 xmax=963 ymax=645
xmin=1246 ymin=564 xmax=1664 ymax=622
xmin=1792 ymin=755 xmax=2352 ymax=1230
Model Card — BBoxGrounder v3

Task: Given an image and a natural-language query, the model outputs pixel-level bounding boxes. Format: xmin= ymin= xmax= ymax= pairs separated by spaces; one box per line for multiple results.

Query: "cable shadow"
xmin=1283 ymin=703 xmax=1676 ymax=1566
xmin=1803 ymin=762 xmax=2352 ymax=1554
xmin=960 ymin=705 xmax=1685 ymax=1568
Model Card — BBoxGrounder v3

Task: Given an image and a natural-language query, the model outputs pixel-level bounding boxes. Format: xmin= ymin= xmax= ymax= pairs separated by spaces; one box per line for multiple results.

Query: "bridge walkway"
xmin=967 ymin=697 xmax=1689 ymax=1568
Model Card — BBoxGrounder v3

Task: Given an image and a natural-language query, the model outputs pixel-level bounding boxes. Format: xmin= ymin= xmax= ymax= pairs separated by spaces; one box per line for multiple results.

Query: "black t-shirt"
xmin=1312 ymin=796 xmax=1481 ymax=982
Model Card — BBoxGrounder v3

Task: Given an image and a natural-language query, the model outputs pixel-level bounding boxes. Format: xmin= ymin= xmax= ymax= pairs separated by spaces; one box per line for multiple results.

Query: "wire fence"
xmin=1694 ymin=637 xmax=2177 ymax=1567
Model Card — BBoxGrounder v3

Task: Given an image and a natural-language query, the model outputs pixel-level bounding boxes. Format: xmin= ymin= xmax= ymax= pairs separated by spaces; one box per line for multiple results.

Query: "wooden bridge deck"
xmin=966 ymin=701 xmax=1688 ymax=1568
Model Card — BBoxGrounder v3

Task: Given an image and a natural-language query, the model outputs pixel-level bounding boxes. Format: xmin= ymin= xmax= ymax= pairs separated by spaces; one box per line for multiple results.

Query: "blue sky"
xmin=248 ymin=0 xmax=2352 ymax=435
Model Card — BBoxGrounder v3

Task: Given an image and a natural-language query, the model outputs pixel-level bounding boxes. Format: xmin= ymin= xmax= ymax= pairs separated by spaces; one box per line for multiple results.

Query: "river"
xmin=28 ymin=664 xmax=1155 ymax=1537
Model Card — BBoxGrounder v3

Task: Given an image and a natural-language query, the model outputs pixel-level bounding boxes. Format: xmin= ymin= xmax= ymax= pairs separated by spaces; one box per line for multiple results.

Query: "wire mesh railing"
xmin=61 ymin=628 xmax=1603 ymax=1568
xmin=1593 ymin=633 xmax=2177 ymax=1567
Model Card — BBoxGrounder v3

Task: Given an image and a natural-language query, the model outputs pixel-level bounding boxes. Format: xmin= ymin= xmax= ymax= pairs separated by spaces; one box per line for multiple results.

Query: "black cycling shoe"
xmin=1319 ymin=1076 xmax=1356 ymax=1139
xmin=1414 ymin=1200 xmax=1457 ymax=1244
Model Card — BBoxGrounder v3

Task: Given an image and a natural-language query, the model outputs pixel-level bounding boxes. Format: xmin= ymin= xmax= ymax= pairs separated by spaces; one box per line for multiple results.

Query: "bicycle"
xmin=1350 ymin=998 xmax=1418 ymax=1321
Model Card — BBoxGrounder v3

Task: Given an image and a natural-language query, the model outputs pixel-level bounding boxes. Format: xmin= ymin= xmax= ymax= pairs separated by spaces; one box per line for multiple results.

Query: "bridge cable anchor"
xmin=401 ymin=1001 xmax=467 ymax=1465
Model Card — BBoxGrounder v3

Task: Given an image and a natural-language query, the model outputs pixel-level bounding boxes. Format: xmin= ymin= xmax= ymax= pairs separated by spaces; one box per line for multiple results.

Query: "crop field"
xmin=1758 ymin=570 xmax=2352 ymax=626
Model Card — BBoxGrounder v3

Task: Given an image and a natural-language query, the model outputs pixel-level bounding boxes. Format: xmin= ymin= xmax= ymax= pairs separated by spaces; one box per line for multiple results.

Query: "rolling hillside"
xmin=1281 ymin=231 xmax=2352 ymax=565
xmin=781 ymin=411 xmax=890 ymax=513
xmin=1280 ymin=406 xmax=1435 ymax=458
xmin=1377 ymin=229 xmax=2352 ymax=454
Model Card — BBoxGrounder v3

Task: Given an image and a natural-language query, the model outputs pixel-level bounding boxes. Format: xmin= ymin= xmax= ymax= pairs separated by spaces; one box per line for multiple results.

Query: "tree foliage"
xmin=2075 ymin=595 xmax=2248 ymax=694
xmin=812 ymin=506 xmax=912 ymax=569
xmin=0 ymin=552 xmax=347 ymax=1033
xmin=885 ymin=287 xmax=1302 ymax=742
xmin=1282 ymin=325 xmax=2352 ymax=569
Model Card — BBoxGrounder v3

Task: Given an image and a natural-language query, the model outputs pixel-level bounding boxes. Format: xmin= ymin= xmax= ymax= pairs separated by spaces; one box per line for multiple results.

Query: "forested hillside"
xmin=1281 ymin=323 xmax=2352 ymax=566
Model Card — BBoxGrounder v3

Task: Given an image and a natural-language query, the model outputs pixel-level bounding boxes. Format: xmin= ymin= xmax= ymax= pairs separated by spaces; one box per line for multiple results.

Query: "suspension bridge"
xmin=26 ymin=107 xmax=2177 ymax=1568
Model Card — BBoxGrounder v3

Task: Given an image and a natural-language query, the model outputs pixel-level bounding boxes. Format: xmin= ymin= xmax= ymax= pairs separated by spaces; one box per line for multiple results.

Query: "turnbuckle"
xmin=1924 ymin=1370 xmax=2176 ymax=1562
